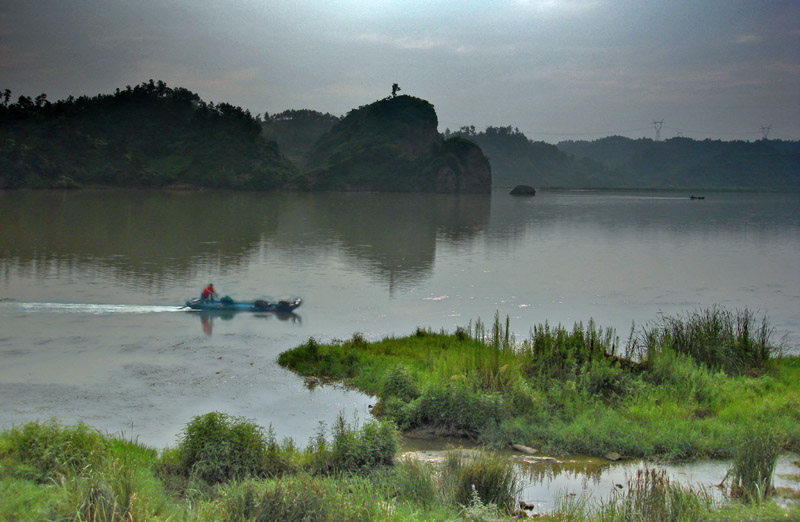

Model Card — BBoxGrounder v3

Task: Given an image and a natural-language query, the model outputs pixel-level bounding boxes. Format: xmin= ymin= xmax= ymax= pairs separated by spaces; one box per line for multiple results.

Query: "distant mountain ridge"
xmin=444 ymin=126 xmax=799 ymax=189
xmin=557 ymin=136 xmax=800 ymax=189
xmin=446 ymin=126 xmax=614 ymax=188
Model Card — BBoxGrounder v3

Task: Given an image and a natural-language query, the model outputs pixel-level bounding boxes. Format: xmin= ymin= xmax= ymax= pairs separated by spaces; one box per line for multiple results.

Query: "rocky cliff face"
xmin=296 ymin=96 xmax=491 ymax=193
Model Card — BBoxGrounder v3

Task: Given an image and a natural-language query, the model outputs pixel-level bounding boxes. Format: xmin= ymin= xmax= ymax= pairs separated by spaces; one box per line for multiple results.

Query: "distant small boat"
xmin=690 ymin=195 xmax=705 ymax=200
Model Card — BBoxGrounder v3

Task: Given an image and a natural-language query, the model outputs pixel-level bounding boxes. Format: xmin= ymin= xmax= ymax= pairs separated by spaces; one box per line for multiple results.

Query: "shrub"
xmin=382 ymin=364 xmax=420 ymax=402
xmin=307 ymin=413 xmax=399 ymax=475
xmin=399 ymin=381 xmax=508 ymax=436
xmin=578 ymin=358 xmax=630 ymax=400
xmin=176 ymin=412 xmax=270 ymax=483
xmin=0 ymin=420 xmax=108 ymax=482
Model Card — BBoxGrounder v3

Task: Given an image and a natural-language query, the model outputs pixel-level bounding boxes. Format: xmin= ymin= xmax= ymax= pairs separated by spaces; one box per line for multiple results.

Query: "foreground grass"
xmin=1 ymin=418 xmax=797 ymax=522
xmin=279 ymin=310 xmax=800 ymax=460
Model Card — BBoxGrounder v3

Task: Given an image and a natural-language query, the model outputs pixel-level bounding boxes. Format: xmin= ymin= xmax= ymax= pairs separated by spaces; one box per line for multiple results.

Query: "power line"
xmin=438 ymin=121 xmax=652 ymax=137
xmin=438 ymin=120 xmax=780 ymax=140
xmin=662 ymin=125 xmax=763 ymax=137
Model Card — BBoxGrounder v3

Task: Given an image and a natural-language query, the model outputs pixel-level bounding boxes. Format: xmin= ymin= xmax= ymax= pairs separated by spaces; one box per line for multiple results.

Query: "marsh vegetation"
xmin=1 ymin=307 xmax=797 ymax=520
xmin=280 ymin=308 xmax=797 ymax=460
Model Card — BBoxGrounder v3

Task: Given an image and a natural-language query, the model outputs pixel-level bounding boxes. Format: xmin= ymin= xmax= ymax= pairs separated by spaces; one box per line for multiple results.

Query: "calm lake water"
xmin=1 ymin=188 xmax=799 ymax=505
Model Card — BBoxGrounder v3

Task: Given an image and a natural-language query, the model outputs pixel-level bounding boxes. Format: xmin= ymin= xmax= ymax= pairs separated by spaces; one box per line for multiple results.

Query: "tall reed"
xmin=518 ymin=319 xmax=618 ymax=382
xmin=728 ymin=426 xmax=781 ymax=502
xmin=638 ymin=306 xmax=780 ymax=374
xmin=597 ymin=468 xmax=713 ymax=522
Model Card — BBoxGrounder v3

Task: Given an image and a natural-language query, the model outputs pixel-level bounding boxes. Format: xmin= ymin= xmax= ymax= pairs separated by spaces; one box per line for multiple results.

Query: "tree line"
xmin=0 ymin=80 xmax=295 ymax=189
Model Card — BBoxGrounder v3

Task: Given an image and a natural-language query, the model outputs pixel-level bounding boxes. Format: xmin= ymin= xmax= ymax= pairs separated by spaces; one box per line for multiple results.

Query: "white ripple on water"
xmin=9 ymin=302 xmax=184 ymax=315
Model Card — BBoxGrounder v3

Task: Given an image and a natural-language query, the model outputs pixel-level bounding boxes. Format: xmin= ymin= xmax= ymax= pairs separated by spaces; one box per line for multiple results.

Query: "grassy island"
xmin=279 ymin=308 xmax=799 ymax=461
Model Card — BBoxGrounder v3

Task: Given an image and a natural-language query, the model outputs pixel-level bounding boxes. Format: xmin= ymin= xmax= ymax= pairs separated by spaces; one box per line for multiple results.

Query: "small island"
xmin=510 ymin=184 xmax=536 ymax=196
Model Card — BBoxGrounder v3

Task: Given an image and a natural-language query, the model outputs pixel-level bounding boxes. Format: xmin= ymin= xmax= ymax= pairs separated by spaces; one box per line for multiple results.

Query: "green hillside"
xmin=0 ymin=81 xmax=296 ymax=189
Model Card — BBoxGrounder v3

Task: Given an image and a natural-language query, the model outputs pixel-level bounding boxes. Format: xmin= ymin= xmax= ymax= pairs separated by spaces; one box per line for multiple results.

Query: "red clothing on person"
xmin=201 ymin=285 xmax=215 ymax=300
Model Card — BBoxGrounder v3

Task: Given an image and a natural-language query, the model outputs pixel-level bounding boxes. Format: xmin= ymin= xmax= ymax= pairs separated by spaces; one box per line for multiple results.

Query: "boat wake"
xmin=4 ymin=302 xmax=183 ymax=315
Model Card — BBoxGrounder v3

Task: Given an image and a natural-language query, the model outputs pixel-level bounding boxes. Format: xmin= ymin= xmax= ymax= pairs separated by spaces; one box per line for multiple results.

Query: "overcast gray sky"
xmin=2 ymin=0 xmax=798 ymax=142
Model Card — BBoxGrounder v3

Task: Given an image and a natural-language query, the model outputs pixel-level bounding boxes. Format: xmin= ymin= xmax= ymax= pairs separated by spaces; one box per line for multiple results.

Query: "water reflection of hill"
xmin=0 ymin=190 xmax=278 ymax=288
xmin=0 ymin=190 xmax=490 ymax=291
xmin=270 ymin=193 xmax=491 ymax=291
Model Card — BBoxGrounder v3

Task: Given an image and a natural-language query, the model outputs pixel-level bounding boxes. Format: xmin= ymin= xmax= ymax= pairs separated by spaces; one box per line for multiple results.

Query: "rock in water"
xmin=510 ymin=185 xmax=536 ymax=196
xmin=512 ymin=444 xmax=538 ymax=454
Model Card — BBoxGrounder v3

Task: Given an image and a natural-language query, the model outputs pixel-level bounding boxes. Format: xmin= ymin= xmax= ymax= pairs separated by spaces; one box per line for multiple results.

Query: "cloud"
xmin=512 ymin=0 xmax=601 ymax=13
xmin=736 ymin=34 xmax=762 ymax=44
xmin=352 ymin=32 xmax=478 ymax=54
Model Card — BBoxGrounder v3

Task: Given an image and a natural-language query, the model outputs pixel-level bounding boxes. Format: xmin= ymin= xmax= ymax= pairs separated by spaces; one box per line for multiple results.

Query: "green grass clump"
xmin=597 ymin=468 xmax=713 ymax=522
xmin=727 ymin=426 xmax=782 ymax=502
xmin=1 ymin=427 xmax=178 ymax=522
xmin=441 ymin=450 xmax=519 ymax=513
xmin=397 ymin=381 xmax=508 ymax=436
xmin=371 ymin=458 xmax=439 ymax=508
xmin=173 ymin=412 xmax=284 ymax=484
xmin=306 ymin=413 xmax=399 ymax=475
xmin=0 ymin=420 xmax=108 ymax=483
xmin=382 ymin=364 xmax=421 ymax=402
xmin=217 ymin=474 xmax=384 ymax=522
xmin=639 ymin=306 xmax=781 ymax=375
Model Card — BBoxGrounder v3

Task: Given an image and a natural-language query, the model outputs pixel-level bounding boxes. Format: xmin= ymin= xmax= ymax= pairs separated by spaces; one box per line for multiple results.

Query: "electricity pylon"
xmin=652 ymin=120 xmax=664 ymax=141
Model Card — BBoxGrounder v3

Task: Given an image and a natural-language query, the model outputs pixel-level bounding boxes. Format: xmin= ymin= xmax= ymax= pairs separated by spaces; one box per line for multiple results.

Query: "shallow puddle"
xmin=400 ymin=438 xmax=800 ymax=513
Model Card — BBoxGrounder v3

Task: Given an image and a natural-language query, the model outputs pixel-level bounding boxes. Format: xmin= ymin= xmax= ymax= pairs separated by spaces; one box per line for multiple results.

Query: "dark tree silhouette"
xmin=392 ymin=83 xmax=401 ymax=97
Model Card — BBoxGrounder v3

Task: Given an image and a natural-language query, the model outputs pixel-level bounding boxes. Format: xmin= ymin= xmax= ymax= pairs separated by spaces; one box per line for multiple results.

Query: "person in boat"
xmin=201 ymin=283 xmax=217 ymax=302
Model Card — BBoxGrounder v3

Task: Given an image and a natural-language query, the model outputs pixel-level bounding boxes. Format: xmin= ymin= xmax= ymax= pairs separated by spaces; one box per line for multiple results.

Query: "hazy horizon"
xmin=2 ymin=1 xmax=798 ymax=143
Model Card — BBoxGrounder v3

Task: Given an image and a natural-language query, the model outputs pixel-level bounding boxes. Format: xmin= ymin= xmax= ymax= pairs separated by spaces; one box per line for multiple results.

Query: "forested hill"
xmin=558 ymin=136 xmax=800 ymax=190
xmin=262 ymin=110 xmax=341 ymax=167
xmin=292 ymin=95 xmax=491 ymax=193
xmin=446 ymin=126 xmax=614 ymax=188
xmin=0 ymin=81 xmax=296 ymax=189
